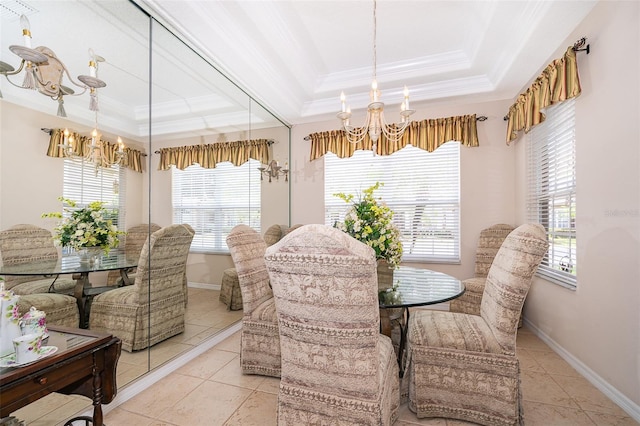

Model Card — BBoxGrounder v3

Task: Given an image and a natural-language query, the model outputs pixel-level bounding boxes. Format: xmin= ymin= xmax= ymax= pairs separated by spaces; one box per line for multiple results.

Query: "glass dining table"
xmin=378 ymin=266 xmax=465 ymax=375
xmin=0 ymin=250 xmax=138 ymax=328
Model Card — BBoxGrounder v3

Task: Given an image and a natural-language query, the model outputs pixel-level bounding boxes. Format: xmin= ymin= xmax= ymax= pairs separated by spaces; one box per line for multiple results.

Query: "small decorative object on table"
xmin=333 ymin=182 xmax=403 ymax=291
xmin=42 ymin=197 xmax=123 ymax=264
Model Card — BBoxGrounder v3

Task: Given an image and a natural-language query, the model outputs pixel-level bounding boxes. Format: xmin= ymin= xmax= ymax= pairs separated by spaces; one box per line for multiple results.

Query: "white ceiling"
xmin=0 ymin=0 xmax=597 ymax=140
xmin=142 ymin=0 xmax=598 ymax=126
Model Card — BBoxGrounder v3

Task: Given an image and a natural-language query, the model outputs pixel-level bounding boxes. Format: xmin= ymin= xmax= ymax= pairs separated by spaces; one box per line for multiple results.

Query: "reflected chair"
xmin=406 ymin=223 xmax=548 ymax=425
xmin=89 ymin=224 xmax=194 ymax=352
xmin=106 ymin=223 xmax=162 ymax=286
xmin=226 ymin=224 xmax=280 ymax=377
xmin=220 ymin=223 xmax=300 ymax=311
xmin=0 ymin=224 xmax=76 ymax=295
xmin=18 ymin=293 xmax=79 ymax=328
xmin=265 ymin=224 xmax=399 ymax=425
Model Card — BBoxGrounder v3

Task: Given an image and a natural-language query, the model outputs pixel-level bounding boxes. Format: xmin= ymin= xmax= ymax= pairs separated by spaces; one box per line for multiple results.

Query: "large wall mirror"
xmin=0 ymin=0 xmax=289 ymax=422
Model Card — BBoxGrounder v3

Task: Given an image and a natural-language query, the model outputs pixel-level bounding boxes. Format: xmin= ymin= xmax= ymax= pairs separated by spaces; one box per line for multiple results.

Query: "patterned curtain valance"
xmin=157 ymin=138 xmax=271 ymax=171
xmin=505 ymin=46 xmax=582 ymax=144
xmin=308 ymin=115 xmax=479 ymax=161
xmin=46 ymin=128 xmax=144 ymax=173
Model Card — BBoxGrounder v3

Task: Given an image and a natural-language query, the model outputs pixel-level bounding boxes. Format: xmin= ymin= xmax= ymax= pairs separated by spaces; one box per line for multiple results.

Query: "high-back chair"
xmin=226 ymin=224 xmax=280 ymax=377
xmin=89 ymin=224 xmax=194 ymax=352
xmin=449 ymin=223 xmax=515 ymax=316
xmin=265 ymin=224 xmax=399 ymax=425
xmin=406 ymin=223 xmax=548 ymax=425
xmin=0 ymin=224 xmax=76 ymax=295
xmin=106 ymin=223 xmax=162 ymax=286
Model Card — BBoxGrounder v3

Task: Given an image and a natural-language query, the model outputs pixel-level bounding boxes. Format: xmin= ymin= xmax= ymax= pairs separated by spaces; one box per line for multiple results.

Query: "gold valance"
xmin=157 ymin=139 xmax=271 ymax=171
xmin=505 ymin=46 xmax=581 ymax=144
xmin=46 ymin=128 xmax=144 ymax=173
xmin=308 ymin=115 xmax=479 ymax=161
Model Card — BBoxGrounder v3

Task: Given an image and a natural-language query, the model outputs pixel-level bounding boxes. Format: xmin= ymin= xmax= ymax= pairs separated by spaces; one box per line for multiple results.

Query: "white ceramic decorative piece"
xmin=20 ymin=306 xmax=48 ymax=339
xmin=0 ymin=345 xmax=57 ymax=368
xmin=12 ymin=332 xmax=43 ymax=364
xmin=0 ymin=283 xmax=22 ymax=358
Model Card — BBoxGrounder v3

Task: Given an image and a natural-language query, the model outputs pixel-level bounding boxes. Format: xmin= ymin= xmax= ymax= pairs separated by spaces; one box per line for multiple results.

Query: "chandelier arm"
xmin=344 ymin=111 xmax=372 ymax=144
xmin=0 ymin=60 xmax=25 ymax=77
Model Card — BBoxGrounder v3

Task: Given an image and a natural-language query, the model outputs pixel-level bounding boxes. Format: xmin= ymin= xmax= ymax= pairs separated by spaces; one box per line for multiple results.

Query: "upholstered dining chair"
xmin=106 ymin=223 xmax=162 ymax=286
xmin=89 ymin=224 xmax=194 ymax=352
xmin=0 ymin=224 xmax=76 ymax=296
xmin=405 ymin=223 xmax=548 ymax=425
xmin=449 ymin=223 xmax=515 ymax=316
xmin=265 ymin=224 xmax=400 ymax=425
xmin=226 ymin=224 xmax=280 ymax=377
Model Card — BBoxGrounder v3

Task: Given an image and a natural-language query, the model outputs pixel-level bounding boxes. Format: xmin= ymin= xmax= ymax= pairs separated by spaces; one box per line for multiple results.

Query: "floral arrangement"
xmin=42 ymin=197 xmax=123 ymax=254
xmin=333 ymin=182 xmax=403 ymax=268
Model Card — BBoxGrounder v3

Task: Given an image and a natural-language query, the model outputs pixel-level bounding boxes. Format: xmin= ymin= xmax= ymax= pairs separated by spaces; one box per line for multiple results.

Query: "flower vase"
xmin=377 ymin=259 xmax=394 ymax=291
xmin=78 ymin=247 xmax=103 ymax=266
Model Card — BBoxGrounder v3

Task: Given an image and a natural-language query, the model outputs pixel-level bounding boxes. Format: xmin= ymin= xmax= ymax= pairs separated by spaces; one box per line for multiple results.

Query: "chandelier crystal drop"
xmin=0 ymin=15 xmax=106 ymax=117
xmin=337 ymin=0 xmax=414 ymax=146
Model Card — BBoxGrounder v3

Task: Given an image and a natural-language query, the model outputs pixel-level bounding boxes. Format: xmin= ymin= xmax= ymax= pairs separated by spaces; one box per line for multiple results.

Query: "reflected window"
xmin=324 ymin=144 xmax=460 ymax=263
xmin=172 ymin=160 xmax=261 ymax=252
xmin=63 ymin=159 xmax=125 ymax=229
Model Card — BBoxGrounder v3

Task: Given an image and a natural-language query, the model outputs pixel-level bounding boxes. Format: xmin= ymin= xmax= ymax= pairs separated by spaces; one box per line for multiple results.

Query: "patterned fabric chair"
xmin=406 ymin=223 xmax=548 ymax=425
xmin=226 ymin=224 xmax=280 ymax=377
xmin=449 ymin=224 xmax=515 ymax=316
xmin=89 ymin=224 xmax=194 ymax=352
xmin=106 ymin=223 xmax=162 ymax=286
xmin=220 ymin=223 xmax=301 ymax=311
xmin=18 ymin=293 xmax=79 ymax=328
xmin=265 ymin=224 xmax=400 ymax=425
xmin=0 ymin=224 xmax=75 ymax=295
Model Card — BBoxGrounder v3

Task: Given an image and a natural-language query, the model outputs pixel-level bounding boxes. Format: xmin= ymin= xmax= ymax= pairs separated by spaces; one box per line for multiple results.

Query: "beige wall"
xmin=514 ymin=0 xmax=640 ymax=410
xmin=0 ymin=103 xmax=146 ymax=230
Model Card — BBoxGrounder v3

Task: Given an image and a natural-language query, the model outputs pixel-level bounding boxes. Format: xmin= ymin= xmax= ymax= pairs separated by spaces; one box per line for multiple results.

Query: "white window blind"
xmin=172 ymin=160 xmax=261 ymax=253
xmin=526 ymin=99 xmax=577 ymax=288
xmin=63 ymin=159 xmax=125 ymax=229
xmin=325 ymin=144 xmax=460 ymax=263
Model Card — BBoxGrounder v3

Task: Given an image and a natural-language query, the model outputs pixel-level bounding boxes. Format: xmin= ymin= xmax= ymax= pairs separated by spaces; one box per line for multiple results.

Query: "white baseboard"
xmin=523 ymin=318 xmax=640 ymax=422
xmin=188 ymin=281 xmax=221 ymax=291
xmin=73 ymin=322 xmax=241 ymax=422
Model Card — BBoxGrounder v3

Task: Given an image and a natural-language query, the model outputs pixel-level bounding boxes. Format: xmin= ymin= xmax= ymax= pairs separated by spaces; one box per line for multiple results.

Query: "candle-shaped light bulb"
xmin=403 ymin=85 xmax=410 ymax=110
xmin=19 ymin=15 xmax=31 ymax=48
xmin=91 ymin=128 xmax=98 ymax=146
xmin=371 ymin=79 xmax=379 ymax=102
xmin=117 ymin=137 xmax=124 ymax=153
xmin=340 ymin=91 xmax=346 ymax=112
xmin=63 ymin=128 xmax=69 ymax=142
xmin=89 ymin=60 xmax=97 ymax=78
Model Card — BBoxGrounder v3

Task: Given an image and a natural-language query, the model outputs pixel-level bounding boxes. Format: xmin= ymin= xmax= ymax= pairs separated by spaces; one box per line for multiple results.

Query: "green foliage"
xmin=333 ymin=182 xmax=403 ymax=268
xmin=42 ymin=197 xmax=123 ymax=254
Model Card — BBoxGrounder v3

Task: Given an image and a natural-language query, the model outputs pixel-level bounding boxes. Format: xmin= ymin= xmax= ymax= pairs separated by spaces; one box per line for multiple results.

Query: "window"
xmin=63 ymin=160 xmax=125 ymax=251
xmin=325 ymin=143 xmax=460 ymax=263
xmin=526 ymin=99 xmax=577 ymax=288
xmin=172 ymin=160 xmax=261 ymax=253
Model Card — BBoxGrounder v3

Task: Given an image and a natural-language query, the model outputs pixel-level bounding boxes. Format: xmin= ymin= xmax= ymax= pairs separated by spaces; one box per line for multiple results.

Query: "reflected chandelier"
xmin=0 ymin=14 xmax=106 ymax=117
xmin=58 ymin=111 xmax=126 ymax=171
xmin=337 ymin=0 xmax=414 ymax=146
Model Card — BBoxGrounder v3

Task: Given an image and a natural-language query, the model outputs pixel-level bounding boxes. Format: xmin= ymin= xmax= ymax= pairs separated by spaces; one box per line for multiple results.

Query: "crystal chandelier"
xmin=0 ymin=15 xmax=106 ymax=117
xmin=337 ymin=0 xmax=415 ymax=146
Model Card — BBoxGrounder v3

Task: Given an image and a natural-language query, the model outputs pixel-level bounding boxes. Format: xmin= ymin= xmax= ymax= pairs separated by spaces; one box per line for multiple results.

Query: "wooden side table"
xmin=0 ymin=326 xmax=121 ymax=426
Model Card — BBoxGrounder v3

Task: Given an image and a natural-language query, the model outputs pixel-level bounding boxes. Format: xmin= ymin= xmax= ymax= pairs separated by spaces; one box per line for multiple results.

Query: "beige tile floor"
xmin=102 ymin=327 xmax=639 ymax=426
xmin=10 ymin=288 xmax=638 ymax=425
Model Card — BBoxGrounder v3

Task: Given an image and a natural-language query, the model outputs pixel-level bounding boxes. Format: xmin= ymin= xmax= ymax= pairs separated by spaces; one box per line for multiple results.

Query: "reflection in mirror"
xmin=1 ymin=0 xmax=289 ymax=423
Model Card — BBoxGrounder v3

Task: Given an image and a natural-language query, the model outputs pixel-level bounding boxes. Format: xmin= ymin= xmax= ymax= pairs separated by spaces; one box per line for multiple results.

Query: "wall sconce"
xmin=0 ymin=15 xmax=106 ymax=117
xmin=258 ymin=160 xmax=289 ymax=182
